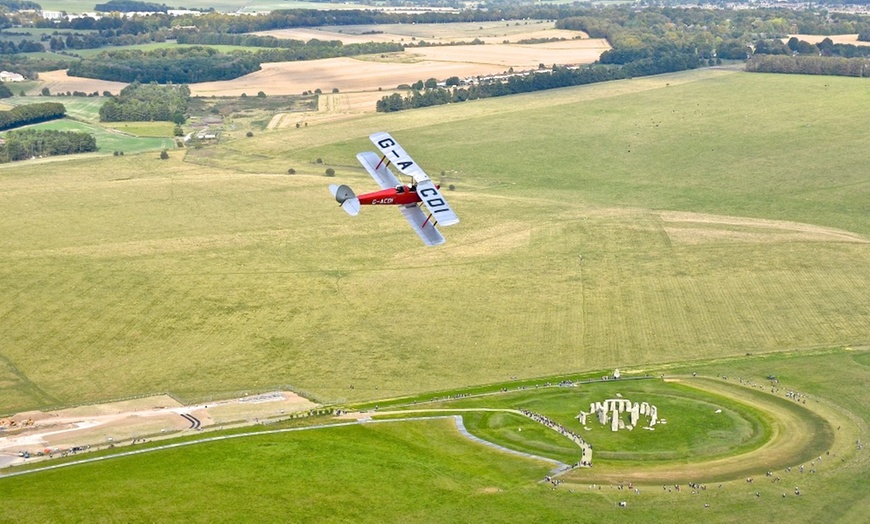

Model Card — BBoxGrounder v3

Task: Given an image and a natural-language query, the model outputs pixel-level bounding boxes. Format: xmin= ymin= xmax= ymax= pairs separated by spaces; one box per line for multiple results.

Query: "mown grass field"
xmin=2 ymin=95 xmax=106 ymax=122
xmin=1 ymin=350 xmax=865 ymax=522
xmin=0 ymin=118 xmax=176 ymax=154
xmin=0 ymin=69 xmax=867 ymax=415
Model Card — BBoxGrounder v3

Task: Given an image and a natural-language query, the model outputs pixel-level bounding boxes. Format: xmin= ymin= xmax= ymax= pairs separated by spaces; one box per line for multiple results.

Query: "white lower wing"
xmin=400 ymin=204 xmax=445 ymax=246
xmin=357 ymin=151 xmax=400 ymax=190
xmin=415 ymin=180 xmax=459 ymax=226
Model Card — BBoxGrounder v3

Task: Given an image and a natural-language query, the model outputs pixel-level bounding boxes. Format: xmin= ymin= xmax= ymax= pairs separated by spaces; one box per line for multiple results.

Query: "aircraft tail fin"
xmin=329 ymin=184 xmax=360 ymax=216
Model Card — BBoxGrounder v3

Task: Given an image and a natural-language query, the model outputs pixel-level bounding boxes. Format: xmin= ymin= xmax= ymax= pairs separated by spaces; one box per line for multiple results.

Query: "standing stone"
xmin=598 ymin=406 xmax=608 ymax=425
xmin=650 ymin=405 xmax=658 ymax=426
xmin=611 ymin=410 xmax=619 ymax=432
xmin=630 ymin=404 xmax=639 ymax=426
xmin=641 ymin=402 xmax=649 ymax=416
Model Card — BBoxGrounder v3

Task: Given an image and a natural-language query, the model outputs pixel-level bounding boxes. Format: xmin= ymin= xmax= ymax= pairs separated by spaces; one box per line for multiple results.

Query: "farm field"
xmin=0 ymin=60 xmax=867 ymax=520
xmin=787 ymin=33 xmax=862 ymax=44
xmin=33 ymin=69 xmax=127 ymax=97
xmin=0 ymin=69 xmax=867 ymax=415
xmin=29 ymin=22 xmax=603 ymax=98
xmin=34 ymin=0 xmax=364 ymax=14
xmin=188 ymin=37 xmax=605 ymax=97
xmin=255 ymin=20 xmax=590 ymax=44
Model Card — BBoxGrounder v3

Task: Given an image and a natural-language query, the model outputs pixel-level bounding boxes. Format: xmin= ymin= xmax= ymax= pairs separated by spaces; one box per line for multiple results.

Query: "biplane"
xmin=329 ymin=132 xmax=459 ymax=246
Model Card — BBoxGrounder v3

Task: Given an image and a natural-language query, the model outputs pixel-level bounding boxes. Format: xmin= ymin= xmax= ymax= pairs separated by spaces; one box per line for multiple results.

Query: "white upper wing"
xmin=356 ymin=151 xmax=400 ymax=190
xmin=369 ymin=132 xmax=459 ymax=227
xmin=369 ymin=131 xmax=429 ymax=183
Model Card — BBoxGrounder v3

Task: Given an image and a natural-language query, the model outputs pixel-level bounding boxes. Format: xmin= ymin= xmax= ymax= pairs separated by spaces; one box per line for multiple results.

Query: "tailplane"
xmin=329 ymin=184 xmax=360 ymax=216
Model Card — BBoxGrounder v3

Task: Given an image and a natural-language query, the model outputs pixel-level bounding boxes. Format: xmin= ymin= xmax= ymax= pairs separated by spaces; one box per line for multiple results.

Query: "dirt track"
xmin=0 ymin=392 xmax=316 ymax=468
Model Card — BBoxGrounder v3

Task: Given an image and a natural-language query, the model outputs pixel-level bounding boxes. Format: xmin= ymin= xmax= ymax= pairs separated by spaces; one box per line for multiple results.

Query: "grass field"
xmin=0 ymin=13 xmax=866 ymax=517
xmin=1 ymin=69 xmax=867 ymax=416
xmin=101 ymin=121 xmax=176 ymax=138
xmin=3 ymin=95 xmax=107 ymax=122
xmin=0 ymin=118 xmax=176 ymax=154
xmin=1 ymin=351 xmax=865 ymax=522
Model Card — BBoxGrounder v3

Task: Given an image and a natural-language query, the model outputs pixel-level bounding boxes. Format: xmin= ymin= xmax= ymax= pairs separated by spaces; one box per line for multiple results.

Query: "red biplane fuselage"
xmin=357 ymin=185 xmax=427 ymax=207
xmin=328 ymin=132 xmax=459 ymax=246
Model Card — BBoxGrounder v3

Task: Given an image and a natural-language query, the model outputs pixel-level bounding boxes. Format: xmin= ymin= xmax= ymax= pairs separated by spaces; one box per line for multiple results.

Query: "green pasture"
xmin=1 ymin=350 xmax=865 ymax=523
xmin=102 ymin=121 xmax=176 ymax=137
xmin=2 ymin=95 xmax=106 ymax=122
xmin=419 ymin=380 xmax=771 ymax=465
xmin=0 ymin=118 xmax=175 ymax=154
xmin=0 ymin=69 xmax=868 ymax=415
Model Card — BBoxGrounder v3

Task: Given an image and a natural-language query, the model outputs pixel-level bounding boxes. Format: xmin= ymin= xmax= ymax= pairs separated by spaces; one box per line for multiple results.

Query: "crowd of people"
xmin=518 ymin=408 xmax=592 ymax=466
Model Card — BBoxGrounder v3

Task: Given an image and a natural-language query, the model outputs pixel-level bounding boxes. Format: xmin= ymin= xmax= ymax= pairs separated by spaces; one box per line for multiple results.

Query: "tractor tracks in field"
xmin=0 ymin=353 xmax=61 ymax=408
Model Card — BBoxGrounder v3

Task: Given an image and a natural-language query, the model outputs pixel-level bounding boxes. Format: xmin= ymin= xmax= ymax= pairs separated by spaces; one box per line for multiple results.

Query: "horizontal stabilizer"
xmin=341 ymin=197 xmax=360 ymax=216
xmin=329 ymin=184 xmax=359 ymax=216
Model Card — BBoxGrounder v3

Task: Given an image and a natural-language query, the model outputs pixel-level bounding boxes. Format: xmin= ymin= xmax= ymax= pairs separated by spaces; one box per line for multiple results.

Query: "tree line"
xmin=0 ymin=128 xmax=97 ymax=162
xmin=176 ymin=31 xmax=403 ymax=59
xmin=746 ymin=55 xmax=870 ymax=77
xmin=95 ymin=0 xmax=171 ymax=13
xmin=68 ymin=46 xmax=261 ymax=83
xmin=67 ymin=40 xmax=402 ymax=83
xmin=0 ymin=0 xmax=41 ymax=10
xmin=0 ymin=39 xmax=43 ymax=54
xmin=99 ymin=81 xmax=189 ymax=123
xmin=0 ymin=102 xmax=65 ymax=131
xmin=377 ymin=58 xmax=695 ymax=112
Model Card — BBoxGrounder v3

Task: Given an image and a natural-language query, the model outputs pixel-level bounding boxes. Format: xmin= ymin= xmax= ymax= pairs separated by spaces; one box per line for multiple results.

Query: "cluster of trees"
xmin=0 ymin=39 xmax=43 ymax=54
xmin=253 ymin=41 xmax=403 ymax=63
xmin=68 ymin=46 xmax=261 ymax=83
xmin=0 ymin=102 xmax=65 ymax=131
xmin=757 ymin=37 xmax=870 ymax=58
xmin=378 ymin=64 xmax=650 ymax=112
xmin=99 ymin=82 xmax=189 ymax=123
xmin=0 ymin=54 xmax=69 ymax=78
xmin=166 ymin=6 xmax=870 ymax=37
xmin=746 ymin=55 xmax=870 ymax=77
xmin=94 ymin=0 xmax=171 ymax=12
xmin=0 ymin=129 xmax=97 ymax=162
xmin=0 ymin=0 xmax=41 ymax=11
xmin=0 ymin=82 xmax=11 ymax=98
xmin=176 ymin=32 xmax=403 ymax=60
